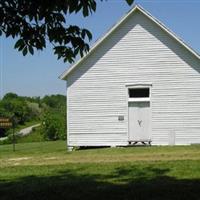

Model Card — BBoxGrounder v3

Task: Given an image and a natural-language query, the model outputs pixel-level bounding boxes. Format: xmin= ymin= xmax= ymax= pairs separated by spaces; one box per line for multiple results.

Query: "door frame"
xmin=126 ymin=83 xmax=152 ymax=142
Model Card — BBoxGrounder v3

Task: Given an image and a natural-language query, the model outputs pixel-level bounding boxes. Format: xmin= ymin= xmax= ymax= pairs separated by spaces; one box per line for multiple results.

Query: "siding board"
xmin=67 ymin=11 xmax=200 ymax=146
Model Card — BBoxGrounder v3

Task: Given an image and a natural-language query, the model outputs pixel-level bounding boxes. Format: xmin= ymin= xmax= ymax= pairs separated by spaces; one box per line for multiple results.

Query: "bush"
xmin=41 ymin=112 xmax=66 ymax=141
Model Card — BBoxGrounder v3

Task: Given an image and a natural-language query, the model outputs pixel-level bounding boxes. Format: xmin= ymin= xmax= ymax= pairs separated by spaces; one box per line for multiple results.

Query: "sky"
xmin=1 ymin=0 xmax=200 ymax=97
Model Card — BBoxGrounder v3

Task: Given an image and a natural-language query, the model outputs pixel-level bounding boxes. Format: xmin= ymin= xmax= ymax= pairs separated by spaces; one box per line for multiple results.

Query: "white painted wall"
xmin=66 ymin=10 xmax=200 ymax=146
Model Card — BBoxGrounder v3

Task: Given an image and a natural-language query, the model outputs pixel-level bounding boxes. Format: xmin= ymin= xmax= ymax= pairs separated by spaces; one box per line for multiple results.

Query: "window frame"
xmin=126 ymin=84 xmax=151 ymax=102
xmin=129 ymin=87 xmax=150 ymax=99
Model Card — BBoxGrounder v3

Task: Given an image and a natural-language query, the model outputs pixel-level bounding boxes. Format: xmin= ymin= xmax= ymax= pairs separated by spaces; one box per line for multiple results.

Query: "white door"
xmin=128 ymin=101 xmax=151 ymax=141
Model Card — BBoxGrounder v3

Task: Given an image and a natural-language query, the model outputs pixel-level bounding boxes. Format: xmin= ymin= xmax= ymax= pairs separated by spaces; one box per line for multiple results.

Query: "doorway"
xmin=127 ymin=86 xmax=152 ymax=142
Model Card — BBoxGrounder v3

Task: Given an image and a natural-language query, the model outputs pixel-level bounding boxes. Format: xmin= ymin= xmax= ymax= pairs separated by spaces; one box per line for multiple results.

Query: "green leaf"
xmin=83 ymin=7 xmax=89 ymax=17
xmin=126 ymin=0 xmax=134 ymax=6
xmin=74 ymin=47 xmax=79 ymax=55
xmin=29 ymin=46 xmax=34 ymax=55
xmin=90 ymin=1 xmax=96 ymax=12
xmin=18 ymin=44 xmax=25 ymax=51
xmin=81 ymin=30 xmax=86 ymax=39
xmin=22 ymin=47 xmax=28 ymax=56
xmin=14 ymin=39 xmax=24 ymax=49
xmin=75 ymin=4 xmax=82 ymax=13
xmin=85 ymin=30 xmax=92 ymax=41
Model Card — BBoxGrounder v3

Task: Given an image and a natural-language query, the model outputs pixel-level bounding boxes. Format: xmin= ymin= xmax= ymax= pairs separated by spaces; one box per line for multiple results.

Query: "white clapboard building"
xmin=60 ymin=5 xmax=200 ymax=148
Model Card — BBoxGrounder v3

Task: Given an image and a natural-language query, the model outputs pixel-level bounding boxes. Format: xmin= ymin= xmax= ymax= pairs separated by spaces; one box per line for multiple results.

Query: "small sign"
xmin=0 ymin=118 xmax=12 ymax=128
xmin=118 ymin=115 xmax=124 ymax=121
xmin=0 ymin=117 xmax=15 ymax=151
xmin=0 ymin=118 xmax=10 ymax=122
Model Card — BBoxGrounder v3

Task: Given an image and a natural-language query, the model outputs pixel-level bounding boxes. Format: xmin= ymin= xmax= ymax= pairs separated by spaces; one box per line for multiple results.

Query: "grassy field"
xmin=0 ymin=141 xmax=200 ymax=200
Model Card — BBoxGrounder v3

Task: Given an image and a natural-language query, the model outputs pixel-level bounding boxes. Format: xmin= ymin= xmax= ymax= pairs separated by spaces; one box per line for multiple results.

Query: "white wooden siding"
xmin=67 ymin=10 xmax=200 ymax=146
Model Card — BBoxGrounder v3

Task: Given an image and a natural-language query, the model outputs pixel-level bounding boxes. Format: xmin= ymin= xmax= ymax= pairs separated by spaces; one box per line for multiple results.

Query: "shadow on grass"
xmin=0 ymin=166 xmax=199 ymax=200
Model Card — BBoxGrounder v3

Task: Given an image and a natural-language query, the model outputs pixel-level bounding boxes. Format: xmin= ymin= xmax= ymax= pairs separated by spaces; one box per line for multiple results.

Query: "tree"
xmin=0 ymin=0 xmax=134 ymax=63
xmin=3 ymin=92 xmax=18 ymax=100
xmin=42 ymin=94 xmax=66 ymax=109
xmin=0 ymin=98 xmax=30 ymax=124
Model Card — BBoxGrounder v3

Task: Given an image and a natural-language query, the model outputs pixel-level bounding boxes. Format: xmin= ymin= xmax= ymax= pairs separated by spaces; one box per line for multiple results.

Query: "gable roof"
xmin=59 ymin=5 xmax=200 ymax=80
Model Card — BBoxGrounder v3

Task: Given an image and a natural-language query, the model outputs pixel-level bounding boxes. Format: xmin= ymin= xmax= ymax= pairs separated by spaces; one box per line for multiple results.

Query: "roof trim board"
xmin=59 ymin=5 xmax=200 ymax=80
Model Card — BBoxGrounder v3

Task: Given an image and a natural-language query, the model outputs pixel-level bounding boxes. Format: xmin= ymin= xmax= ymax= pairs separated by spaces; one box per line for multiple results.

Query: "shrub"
xmin=41 ymin=111 xmax=66 ymax=141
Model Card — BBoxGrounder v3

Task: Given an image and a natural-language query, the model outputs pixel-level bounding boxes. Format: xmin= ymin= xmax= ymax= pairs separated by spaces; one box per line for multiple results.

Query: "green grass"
xmin=0 ymin=142 xmax=200 ymax=200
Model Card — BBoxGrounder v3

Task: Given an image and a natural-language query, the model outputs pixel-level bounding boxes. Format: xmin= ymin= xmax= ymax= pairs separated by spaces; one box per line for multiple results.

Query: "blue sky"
xmin=1 ymin=0 xmax=200 ymax=97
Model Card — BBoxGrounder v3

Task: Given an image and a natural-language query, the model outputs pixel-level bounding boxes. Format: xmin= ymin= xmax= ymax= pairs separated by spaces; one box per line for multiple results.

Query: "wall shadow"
xmin=0 ymin=165 xmax=199 ymax=200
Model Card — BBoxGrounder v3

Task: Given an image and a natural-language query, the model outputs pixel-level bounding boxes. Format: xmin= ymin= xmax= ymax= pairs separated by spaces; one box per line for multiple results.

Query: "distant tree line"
xmin=0 ymin=93 xmax=66 ymax=141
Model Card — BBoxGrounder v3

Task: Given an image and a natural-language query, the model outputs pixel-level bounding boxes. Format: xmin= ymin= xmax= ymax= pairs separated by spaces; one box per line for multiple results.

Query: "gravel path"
xmin=18 ymin=124 xmax=41 ymax=136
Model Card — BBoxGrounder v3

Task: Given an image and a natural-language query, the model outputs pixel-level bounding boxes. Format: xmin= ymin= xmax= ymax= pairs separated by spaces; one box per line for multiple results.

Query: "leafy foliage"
xmin=42 ymin=94 xmax=66 ymax=108
xmin=0 ymin=0 xmax=134 ymax=63
xmin=1 ymin=94 xmax=30 ymax=124
xmin=41 ymin=95 xmax=66 ymax=140
xmin=41 ymin=111 xmax=66 ymax=140
xmin=0 ymin=93 xmax=66 ymax=141
xmin=3 ymin=93 xmax=18 ymax=100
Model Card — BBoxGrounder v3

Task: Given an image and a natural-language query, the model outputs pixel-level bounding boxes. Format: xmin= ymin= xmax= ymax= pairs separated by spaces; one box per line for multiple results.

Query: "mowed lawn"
xmin=0 ymin=141 xmax=200 ymax=200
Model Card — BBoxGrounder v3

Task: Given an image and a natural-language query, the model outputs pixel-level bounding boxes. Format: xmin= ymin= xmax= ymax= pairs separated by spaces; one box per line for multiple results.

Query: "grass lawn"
xmin=0 ymin=141 xmax=200 ymax=200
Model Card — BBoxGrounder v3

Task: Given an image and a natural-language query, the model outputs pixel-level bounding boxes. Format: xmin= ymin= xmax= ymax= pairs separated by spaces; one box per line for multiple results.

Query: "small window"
xmin=129 ymin=88 xmax=149 ymax=98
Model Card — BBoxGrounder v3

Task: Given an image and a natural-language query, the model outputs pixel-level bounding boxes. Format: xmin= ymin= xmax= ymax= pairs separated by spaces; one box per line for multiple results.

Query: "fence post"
xmin=12 ymin=124 xmax=15 ymax=152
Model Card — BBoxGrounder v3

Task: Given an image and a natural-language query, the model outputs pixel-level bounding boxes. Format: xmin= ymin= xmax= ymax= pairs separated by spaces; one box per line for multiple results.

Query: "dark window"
xmin=129 ymin=88 xmax=149 ymax=98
